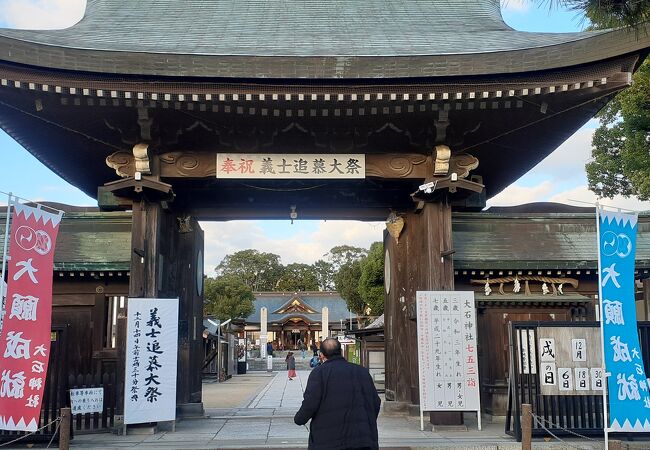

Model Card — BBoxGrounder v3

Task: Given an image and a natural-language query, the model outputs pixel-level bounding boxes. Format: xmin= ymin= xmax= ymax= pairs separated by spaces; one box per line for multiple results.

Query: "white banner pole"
xmin=595 ymin=203 xmax=609 ymax=450
xmin=0 ymin=192 xmax=13 ymax=336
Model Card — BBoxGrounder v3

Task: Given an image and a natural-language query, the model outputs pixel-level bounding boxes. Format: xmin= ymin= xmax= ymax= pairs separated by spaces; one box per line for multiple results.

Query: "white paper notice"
xmin=124 ymin=298 xmax=179 ymax=425
xmin=416 ymin=291 xmax=479 ymax=412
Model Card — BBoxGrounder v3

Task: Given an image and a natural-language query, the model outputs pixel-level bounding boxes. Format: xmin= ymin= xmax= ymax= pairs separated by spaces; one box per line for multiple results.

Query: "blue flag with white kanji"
xmin=598 ymin=208 xmax=650 ymax=431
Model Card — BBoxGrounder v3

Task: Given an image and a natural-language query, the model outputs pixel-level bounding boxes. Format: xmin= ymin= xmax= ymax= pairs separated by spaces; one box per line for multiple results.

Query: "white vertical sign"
xmin=541 ymin=363 xmax=557 ymax=386
xmin=572 ymin=339 xmax=587 ymax=362
xmin=518 ymin=330 xmax=537 ymax=374
xmin=575 ymin=368 xmax=590 ymax=391
xmin=0 ymin=193 xmax=12 ymax=336
xmin=558 ymin=368 xmax=574 ymax=391
xmin=322 ymin=307 xmax=329 ymax=338
xmin=124 ymin=298 xmax=179 ymax=425
xmin=416 ymin=291 xmax=480 ymax=430
xmin=539 ymin=338 xmax=556 ymax=362
xmin=260 ymin=307 xmax=268 ymax=358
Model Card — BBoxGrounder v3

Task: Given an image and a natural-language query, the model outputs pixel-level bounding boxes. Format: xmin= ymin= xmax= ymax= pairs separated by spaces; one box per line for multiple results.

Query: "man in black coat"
xmin=294 ymin=338 xmax=381 ymax=450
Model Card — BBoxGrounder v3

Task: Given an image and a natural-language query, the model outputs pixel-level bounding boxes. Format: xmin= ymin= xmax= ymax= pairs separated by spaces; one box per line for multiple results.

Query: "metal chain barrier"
xmin=532 ymin=412 xmax=601 ymax=442
xmin=0 ymin=417 xmax=60 ymax=448
xmin=530 ymin=411 xmax=598 ymax=450
xmin=46 ymin=416 xmax=62 ymax=449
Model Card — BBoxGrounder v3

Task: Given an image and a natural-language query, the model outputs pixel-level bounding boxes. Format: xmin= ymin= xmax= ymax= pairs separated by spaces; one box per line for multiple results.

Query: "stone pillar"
xmin=384 ymin=201 xmax=460 ymax=425
xmin=260 ymin=307 xmax=268 ymax=358
xmin=322 ymin=307 xmax=329 ymax=339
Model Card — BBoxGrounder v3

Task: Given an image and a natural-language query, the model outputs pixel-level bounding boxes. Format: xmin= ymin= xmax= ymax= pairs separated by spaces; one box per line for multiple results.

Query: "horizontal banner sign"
xmin=216 ymin=154 xmax=365 ymax=179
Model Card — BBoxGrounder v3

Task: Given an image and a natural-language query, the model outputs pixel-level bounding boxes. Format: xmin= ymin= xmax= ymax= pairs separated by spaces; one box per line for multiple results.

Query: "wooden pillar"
xmin=116 ymin=198 xmax=205 ymax=420
xmin=521 ymin=404 xmax=532 ymax=450
xmin=384 ymin=200 xmax=460 ymax=424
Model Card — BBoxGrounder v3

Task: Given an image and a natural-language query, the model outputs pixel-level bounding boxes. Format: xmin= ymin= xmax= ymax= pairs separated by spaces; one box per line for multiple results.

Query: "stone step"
xmin=247 ymin=357 xmax=314 ymax=371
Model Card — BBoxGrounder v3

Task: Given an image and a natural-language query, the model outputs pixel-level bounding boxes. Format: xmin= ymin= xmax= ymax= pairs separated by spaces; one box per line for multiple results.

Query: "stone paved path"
xmin=247 ymin=369 xmax=308 ymax=410
xmin=59 ymin=370 xmax=630 ymax=449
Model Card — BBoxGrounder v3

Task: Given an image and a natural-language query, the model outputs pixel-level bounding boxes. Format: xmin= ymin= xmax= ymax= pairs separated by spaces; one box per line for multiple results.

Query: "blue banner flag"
xmin=597 ymin=208 xmax=650 ymax=431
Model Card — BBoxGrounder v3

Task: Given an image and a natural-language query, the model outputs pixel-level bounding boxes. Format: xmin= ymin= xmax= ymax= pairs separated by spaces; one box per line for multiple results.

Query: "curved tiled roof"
xmin=0 ymin=0 xmax=647 ymax=78
xmin=0 ymin=0 xmax=598 ymax=57
xmin=247 ymin=293 xmax=352 ymax=324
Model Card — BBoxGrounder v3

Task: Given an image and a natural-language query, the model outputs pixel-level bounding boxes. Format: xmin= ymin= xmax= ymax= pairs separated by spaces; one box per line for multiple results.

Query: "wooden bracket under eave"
xmin=102 ymin=177 xmax=174 ymax=202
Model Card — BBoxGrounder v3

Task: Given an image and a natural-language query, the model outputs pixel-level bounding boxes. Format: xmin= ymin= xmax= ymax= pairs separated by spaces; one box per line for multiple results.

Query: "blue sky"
xmin=0 ymin=0 xmax=649 ymax=270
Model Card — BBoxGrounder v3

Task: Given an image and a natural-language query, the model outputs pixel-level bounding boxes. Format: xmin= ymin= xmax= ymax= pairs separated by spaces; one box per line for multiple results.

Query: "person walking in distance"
xmin=310 ymin=341 xmax=318 ymax=357
xmin=286 ymin=351 xmax=297 ymax=380
xmin=294 ymin=338 xmax=381 ymax=450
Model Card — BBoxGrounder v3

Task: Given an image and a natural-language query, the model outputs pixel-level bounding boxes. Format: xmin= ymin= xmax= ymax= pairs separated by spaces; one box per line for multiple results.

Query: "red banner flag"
xmin=0 ymin=203 xmax=62 ymax=431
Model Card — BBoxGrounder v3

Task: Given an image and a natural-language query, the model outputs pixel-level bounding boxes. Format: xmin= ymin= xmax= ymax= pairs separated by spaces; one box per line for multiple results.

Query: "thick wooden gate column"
xmin=116 ymin=197 xmax=205 ymax=419
xmin=384 ymin=200 xmax=461 ymax=425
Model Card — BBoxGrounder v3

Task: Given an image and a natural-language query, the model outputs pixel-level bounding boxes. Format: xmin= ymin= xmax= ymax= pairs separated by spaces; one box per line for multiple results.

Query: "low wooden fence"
xmin=68 ymin=370 xmax=118 ymax=433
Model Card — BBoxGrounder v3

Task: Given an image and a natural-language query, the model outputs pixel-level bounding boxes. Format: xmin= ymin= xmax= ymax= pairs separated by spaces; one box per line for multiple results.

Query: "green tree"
xmin=204 ymin=277 xmax=255 ymax=321
xmin=534 ymin=2 xmax=650 ymax=199
xmin=538 ymin=1 xmax=650 ymax=28
xmin=312 ymin=259 xmax=335 ymax=291
xmin=325 ymin=245 xmax=368 ymax=272
xmin=275 ymin=263 xmax=319 ymax=292
xmin=215 ymin=249 xmax=283 ymax=291
xmin=358 ymin=242 xmax=385 ymax=316
xmin=587 ymin=60 xmax=650 ymax=200
xmin=333 ymin=259 xmax=365 ymax=315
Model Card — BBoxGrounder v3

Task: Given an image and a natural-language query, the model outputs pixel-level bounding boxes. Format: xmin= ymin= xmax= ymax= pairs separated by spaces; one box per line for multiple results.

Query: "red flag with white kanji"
xmin=0 ymin=203 xmax=62 ymax=431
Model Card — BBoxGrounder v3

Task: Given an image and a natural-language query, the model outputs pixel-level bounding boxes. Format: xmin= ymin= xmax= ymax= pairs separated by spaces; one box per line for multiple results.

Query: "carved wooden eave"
xmin=276 ymin=314 xmax=315 ymax=325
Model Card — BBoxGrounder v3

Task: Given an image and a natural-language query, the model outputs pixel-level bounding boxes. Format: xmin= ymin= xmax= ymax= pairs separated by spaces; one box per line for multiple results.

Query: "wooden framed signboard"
xmin=416 ymin=291 xmax=481 ymax=431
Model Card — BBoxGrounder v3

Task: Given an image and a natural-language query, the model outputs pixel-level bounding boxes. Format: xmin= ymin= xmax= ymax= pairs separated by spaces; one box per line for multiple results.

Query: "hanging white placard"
xmin=124 ymin=298 xmax=179 ymax=425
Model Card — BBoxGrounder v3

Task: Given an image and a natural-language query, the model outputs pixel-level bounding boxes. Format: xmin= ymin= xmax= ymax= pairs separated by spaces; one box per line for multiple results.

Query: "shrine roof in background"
xmin=453 ymin=205 xmax=650 ymax=271
xmin=247 ymin=292 xmax=352 ymax=324
xmin=1 ymin=203 xmax=647 ymax=274
xmin=0 ymin=207 xmax=132 ymax=272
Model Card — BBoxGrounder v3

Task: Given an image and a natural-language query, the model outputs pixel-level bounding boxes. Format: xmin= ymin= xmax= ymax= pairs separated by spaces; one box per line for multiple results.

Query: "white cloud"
xmin=525 ymin=128 xmax=594 ymax=182
xmin=487 ymin=181 xmax=555 ymax=207
xmin=549 ymin=185 xmax=650 ymax=212
xmin=500 ymin=0 xmax=529 ymax=12
xmin=200 ymin=220 xmax=383 ymax=274
xmin=488 ymin=125 xmax=650 ymax=211
xmin=1 ymin=0 xmax=86 ymax=29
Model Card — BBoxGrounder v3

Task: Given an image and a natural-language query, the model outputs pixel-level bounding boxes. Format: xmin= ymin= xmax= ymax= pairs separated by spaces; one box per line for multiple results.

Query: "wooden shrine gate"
xmin=506 ymin=321 xmax=650 ymax=441
xmin=1 ymin=0 xmax=648 ymax=430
